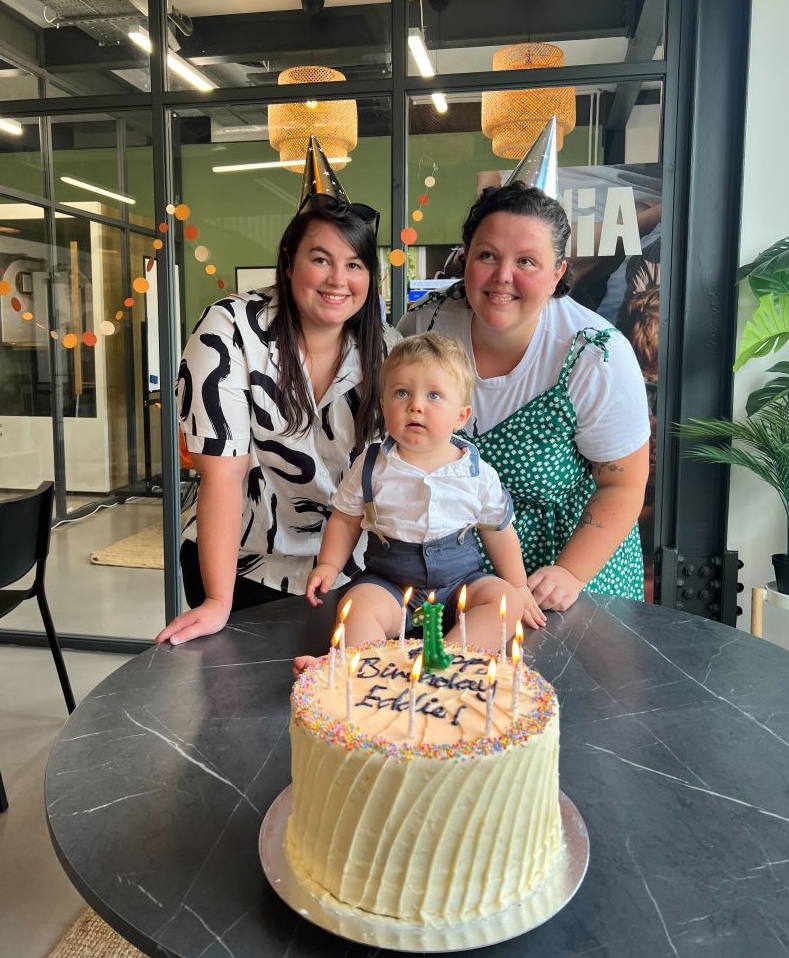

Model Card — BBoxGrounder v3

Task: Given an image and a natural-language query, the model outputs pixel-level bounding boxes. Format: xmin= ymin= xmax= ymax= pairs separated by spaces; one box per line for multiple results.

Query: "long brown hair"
xmin=271 ymin=207 xmax=385 ymax=447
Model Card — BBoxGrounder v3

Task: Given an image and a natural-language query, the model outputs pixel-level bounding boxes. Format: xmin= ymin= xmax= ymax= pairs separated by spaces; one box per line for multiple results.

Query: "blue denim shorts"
xmin=349 ymin=530 xmax=487 ymax=631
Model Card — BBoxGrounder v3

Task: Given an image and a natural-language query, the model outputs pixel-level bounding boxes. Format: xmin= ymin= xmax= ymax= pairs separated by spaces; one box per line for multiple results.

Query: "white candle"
xmin=399 ymin=586 xmax=413 ymax=649
xmin=338 ymin=599 xmax=352 ymax=665
xmin=408 ymin=653 xmax=423 ymax=739
xmin=346 ymin=650 xmax=361 ymax=724
xmin=511 ymin=623 xmax=523 ymax=720
xmin=327 ymin=627 xmax=340 ymax=689
xmin=498 ymin=594 xmax=507 ymax=664
xmin=458 ymin=584 xmax=467 ymax=653
xmin=336 ymin=622 xmax=346 ymax=666
xmin=485 ymin=658 xmax=497 ymax=737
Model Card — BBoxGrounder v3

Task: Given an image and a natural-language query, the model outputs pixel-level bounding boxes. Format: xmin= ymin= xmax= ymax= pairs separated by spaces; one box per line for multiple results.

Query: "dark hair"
xmin=461 ymin=183 xmax=572 ymax=298
xmin=271 ymin=206 xmax=385 ymax=448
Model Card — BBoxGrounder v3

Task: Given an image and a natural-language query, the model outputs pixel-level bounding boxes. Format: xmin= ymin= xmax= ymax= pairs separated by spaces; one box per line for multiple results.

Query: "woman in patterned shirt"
xmin=156 ymin=198 xmax=399 ymax=646
xmin=398 ymin=183 xmax=650 ymax=612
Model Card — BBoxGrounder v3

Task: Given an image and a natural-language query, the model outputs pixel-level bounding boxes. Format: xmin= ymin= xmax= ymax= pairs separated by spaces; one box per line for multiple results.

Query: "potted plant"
xmin=677 ymin=235 xmax=789 ymax=593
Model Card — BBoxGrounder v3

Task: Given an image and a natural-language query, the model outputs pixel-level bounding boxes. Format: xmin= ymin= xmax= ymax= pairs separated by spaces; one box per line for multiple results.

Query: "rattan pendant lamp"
xmin=268 ymin=65 xmax=358 ymax=173
xmin=481 ymin=43 xmax=576 ymax=158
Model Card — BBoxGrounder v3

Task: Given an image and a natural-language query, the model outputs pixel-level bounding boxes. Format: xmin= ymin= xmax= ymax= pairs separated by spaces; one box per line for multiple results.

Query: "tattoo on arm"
xmin=592 ymin=461 xmax=625 ymax=479
xmin=579 ymin=508 xmax=604 ymax=529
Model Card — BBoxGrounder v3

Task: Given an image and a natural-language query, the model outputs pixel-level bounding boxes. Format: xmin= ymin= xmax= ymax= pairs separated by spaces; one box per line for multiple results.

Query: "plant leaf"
xmin=738 ymin=237 xmax=789 ymax=283
xmin=733 ymin=293 xmax=789 ymax=370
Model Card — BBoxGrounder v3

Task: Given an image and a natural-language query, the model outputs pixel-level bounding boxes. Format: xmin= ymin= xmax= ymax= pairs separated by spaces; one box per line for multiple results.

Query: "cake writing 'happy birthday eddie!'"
xmin=285 ymin=624 xmax=564 ymax=928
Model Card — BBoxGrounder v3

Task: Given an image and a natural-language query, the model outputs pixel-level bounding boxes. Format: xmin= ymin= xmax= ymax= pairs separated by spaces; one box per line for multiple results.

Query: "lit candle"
xmin=340 ymin=598 xmax=352 ymax=624
xmin=346 ymin=650 xmax=361 ymax=724
xmin=408 ymin=652 xmax=423 ymax=738
xmin=511 ymin=621 xmax=523 ymax=719
xmin=499 ymin=594 xmax=507 ymax=664
xmin=458 ymin=584 xmax=467 ymax=653
xmin=336 ymin=621 xmax=346 ymax=666
xmin=399 ymin=586 xmax=413 ymax=649
xmin=485 ymin=658 xmax=497 ymax=737
xmin=327 ymin=626 xmax=341 ymax=689
xmin=421 ymin=592 xmax=451 ymax=673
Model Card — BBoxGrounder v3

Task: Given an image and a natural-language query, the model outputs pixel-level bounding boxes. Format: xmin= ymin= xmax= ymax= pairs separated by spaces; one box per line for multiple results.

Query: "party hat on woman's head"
xmin=503 ymin=116 xmax=559 ymax=199
xmin=299 ymin=134 xmax=352 ymax=205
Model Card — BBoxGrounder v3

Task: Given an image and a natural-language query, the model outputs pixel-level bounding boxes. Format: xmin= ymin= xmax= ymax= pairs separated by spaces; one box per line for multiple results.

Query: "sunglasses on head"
xmin=297 ymin=192 xmax=380 ymax=234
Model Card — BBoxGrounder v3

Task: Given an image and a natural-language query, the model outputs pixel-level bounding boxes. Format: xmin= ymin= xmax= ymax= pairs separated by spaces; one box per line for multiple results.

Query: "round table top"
xmin=46 ymin=594 xmax=789 ymax=958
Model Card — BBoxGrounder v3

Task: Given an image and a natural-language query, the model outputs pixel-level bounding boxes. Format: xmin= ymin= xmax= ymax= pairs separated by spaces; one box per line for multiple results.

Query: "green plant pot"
xmin=772 ymin=553 xmax=789 ymax=595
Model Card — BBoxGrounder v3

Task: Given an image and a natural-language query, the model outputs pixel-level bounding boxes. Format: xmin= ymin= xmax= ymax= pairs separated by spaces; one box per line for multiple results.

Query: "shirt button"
xmin=320 ymin=469 xmax=328 ymax=477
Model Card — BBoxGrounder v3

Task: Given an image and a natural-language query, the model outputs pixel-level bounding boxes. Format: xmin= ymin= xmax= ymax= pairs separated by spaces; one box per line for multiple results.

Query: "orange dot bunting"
xmin=205 ymin=264 xmax=217 ymax=275
xmin=153 ymin=239 xmax=163 ymax=250
xmin=412 ymin=210 xmax=423 ymax=222
xmin=400 ymin=227 xmax=417 ymax=246
xmin=0 ymin=280 xmax=10 ymax=296
xmin=174 ymin=204 xmax=190 ymax=221
xmin=132 ymin=277 xmax=150 ymax=294
xmin=184 ymin=224 xmax=199 ymax=241
xmin=22 ymin=311 xmax=33 ymax=321
xmin=418 ymin=194 xmax=429 ymax=206
xmin=99 ymin=320 xmax=115 ymax=336
xmin=389 ymin=249 xmax=406 ymax=267
xmin=123 ymin=297 xmax=134 ymax=307
xmin=62 ymin=333 xmax=78 ymax=349
xmin=82 ymin=331 xmax=98 ymax=347
xmin=115 ymin=310 xmax=124 ymax=320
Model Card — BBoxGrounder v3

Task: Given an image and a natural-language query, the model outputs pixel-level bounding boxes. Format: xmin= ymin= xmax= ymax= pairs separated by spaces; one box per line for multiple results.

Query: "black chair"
xmin=0 ymin=482 xmax=76 ymax=812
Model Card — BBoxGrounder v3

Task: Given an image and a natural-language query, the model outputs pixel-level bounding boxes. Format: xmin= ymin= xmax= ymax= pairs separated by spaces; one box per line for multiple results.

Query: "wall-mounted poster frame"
xmin=236 ymin=267 xmax=276 ymax=294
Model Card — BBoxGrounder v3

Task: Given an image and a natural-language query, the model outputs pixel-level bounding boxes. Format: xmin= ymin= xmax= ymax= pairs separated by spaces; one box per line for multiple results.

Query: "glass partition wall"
xmin=0 ymin=0 xmax=672 ymax=646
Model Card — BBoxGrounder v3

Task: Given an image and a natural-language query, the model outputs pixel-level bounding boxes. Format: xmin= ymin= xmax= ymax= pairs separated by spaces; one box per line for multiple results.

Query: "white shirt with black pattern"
xmin=177 ymin=285 xmax=401 ymax=594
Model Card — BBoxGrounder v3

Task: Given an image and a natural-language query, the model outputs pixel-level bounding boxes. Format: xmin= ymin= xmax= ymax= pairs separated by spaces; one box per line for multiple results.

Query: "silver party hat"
xmin=503 ymin=116 xmax=559 ymax=199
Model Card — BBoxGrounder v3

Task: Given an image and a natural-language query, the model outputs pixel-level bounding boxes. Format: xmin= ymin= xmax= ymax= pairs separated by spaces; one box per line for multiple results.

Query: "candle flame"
xmin=403 ymin=586 xmax=413 ymax=606
xmin=331 ymin=624 xmax=342 ymax=649
xmin=499 ymin=594 xmax=506 ymax=619
xmin=411 ymin=652 xmax=423 ymax=684
xmin=487 ymin=658 xmax=497 ymax=685
xmin=340 ymin=598 xmax=352 ymax=622
xmin=512 ymin=637 xmax=521 ymax=667
xmin=427 ymin=591 xmax=435 ymax=604
xmin=515 ymin=620 xmax=524 ymax=643
xmin=348 ymin=650 xmax=361 ymax=675
xmin=458 ymin=584 xmax=467 ymax=612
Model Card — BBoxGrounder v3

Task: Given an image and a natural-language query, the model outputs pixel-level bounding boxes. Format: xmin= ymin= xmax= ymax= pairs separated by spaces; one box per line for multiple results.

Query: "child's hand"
xmin=305 ymin=564 xmax=339 ymax=606
xmin=519 ymin=583 xmax=547 ymax=630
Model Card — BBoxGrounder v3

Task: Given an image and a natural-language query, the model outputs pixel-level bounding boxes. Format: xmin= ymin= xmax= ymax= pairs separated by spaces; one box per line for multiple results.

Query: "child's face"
xmin=381 ymin=359 xmax=471 ymax=457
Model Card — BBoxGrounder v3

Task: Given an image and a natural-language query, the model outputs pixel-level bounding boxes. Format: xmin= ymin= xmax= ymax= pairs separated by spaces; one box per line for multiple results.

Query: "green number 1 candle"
xmin=419 ymin=591 xmax=452 ymax=673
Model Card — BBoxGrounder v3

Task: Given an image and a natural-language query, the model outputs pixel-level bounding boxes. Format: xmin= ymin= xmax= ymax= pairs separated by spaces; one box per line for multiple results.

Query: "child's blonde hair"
xmin=382 ymin=332 xmax=474 ymax=405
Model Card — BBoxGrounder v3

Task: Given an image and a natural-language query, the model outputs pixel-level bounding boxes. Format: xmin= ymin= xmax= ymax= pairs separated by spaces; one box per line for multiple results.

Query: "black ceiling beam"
xmin=36 ymin=0 xmax=653 ymax=77
xmin=418 ymin=0 xmax=640 ymax=46
xmin=606 ymin=0 xmax=665 ymax=130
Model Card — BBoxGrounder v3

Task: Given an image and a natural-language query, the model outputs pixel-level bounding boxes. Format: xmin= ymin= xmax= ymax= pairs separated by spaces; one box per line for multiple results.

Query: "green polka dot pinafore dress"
xmin=462 ymin=327 xmax=644 ymax=601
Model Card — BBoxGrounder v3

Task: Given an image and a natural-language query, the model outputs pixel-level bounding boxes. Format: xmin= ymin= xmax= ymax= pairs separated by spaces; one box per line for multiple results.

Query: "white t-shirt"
xmin=331 ymin=435 xmax=513 ymax=543
xmin=398 ymin=293 xmax=649 ymax=463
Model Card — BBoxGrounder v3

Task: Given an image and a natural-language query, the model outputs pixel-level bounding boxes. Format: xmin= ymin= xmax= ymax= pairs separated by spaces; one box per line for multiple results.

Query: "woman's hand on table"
xmin=155 ymin=598 xmax=231 ymax=646
xmin=527 ymin=566 xmax=585 ymax=612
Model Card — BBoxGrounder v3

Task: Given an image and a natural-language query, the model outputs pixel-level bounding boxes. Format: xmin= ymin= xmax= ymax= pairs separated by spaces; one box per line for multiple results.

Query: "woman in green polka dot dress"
xmin=398 ymin=183 xmax=650 ymax=611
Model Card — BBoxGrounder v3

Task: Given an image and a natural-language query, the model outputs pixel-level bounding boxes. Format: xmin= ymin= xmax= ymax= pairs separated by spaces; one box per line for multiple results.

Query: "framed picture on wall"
xmin=235 ymin=267 xmax=276 ymax=294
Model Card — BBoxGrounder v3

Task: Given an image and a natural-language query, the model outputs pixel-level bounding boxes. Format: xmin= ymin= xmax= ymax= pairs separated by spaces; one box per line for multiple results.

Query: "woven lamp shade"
xmin=481 ymin=43 xmax=576 ymax=158
xmin=268 ymin=66 xmax=357 ymax=173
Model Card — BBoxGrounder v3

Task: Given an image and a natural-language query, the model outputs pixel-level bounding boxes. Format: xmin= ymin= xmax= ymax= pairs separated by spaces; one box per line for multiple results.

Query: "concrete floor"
xmin=0 ymin=498 xmax=168 ymax=957
xmin=0 ymin=646 xmax=135 ymax=958
xmin=2 ymin=497 xmax=167 ymax=642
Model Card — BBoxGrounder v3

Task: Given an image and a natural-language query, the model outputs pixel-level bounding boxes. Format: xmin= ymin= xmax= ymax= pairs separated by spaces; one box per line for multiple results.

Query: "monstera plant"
xmin=677 ymin=235 xmax=789 ymax=592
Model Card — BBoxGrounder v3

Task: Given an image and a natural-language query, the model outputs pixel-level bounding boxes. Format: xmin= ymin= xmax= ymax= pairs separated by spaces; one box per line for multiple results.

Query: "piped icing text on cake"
xmin=292 ymin=640 xmax=557 ymax=760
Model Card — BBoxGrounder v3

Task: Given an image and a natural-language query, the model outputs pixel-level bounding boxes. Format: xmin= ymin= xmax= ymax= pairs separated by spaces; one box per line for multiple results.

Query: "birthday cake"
xmin=286 ymin=641 xmax=562 ymax=925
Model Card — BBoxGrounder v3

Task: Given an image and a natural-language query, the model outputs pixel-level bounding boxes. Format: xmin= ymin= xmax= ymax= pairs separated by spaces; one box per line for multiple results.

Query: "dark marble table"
xmin=46 ymin=594 xmax=789 ymax=958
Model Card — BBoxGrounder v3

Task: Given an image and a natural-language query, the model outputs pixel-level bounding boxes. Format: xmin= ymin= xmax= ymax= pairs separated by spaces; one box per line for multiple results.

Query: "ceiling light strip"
xmin=60 ymin=176 xmax=136 ymax=205
xmin=212 ymin=157 xmax=351 ymax=173
xmin=0 ymin=118 xmax=23 ymax=136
